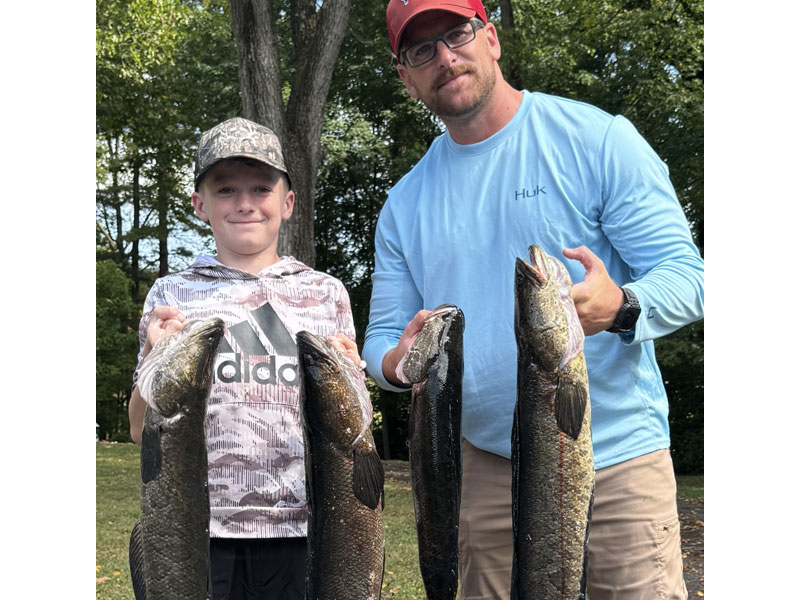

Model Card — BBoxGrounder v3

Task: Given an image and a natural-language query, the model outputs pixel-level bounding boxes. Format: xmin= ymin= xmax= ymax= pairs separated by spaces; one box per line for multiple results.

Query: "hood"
xmin=189 ymin=255 xmax=312 ymax=280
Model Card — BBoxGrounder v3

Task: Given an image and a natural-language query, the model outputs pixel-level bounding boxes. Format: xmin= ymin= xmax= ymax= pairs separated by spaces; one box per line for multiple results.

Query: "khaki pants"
xmin=457 ymin=439 xmax=688 ymax=599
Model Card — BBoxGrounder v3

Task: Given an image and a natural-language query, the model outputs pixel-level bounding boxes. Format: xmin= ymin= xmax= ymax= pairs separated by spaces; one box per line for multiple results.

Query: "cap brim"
xmin=194 ymin=153 xmax=291 ymax=189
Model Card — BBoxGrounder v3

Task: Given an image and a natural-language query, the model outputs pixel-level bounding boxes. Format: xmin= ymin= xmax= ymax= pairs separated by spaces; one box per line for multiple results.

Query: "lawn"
xmin=96 ymin=442 xmax=702 ymax=599
xmin=96 ymin=442 xmax=424 ymax=600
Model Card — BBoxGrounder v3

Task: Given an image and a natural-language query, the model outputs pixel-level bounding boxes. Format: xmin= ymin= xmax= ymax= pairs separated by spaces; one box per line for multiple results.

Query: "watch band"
xmin=606 ymin=286 xmax=641 ymax=334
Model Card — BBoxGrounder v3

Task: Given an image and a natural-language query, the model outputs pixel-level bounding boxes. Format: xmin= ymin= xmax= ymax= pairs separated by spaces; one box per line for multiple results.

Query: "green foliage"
xmin=96 ymin=261 xmax=140 ymax=442
xmin=96 ymin=0 xmax=239 ymax=279
xmin=656 ymin=321 xmax=704 ymax=474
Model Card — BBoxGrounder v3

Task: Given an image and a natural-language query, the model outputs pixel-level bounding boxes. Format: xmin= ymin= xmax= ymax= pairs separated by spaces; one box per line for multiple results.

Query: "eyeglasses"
xmin=399 ymin=19 xmax=486 ymax=68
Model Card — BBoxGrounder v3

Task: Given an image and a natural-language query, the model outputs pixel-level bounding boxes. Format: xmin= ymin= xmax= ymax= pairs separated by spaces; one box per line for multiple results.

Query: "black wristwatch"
xmin=606 ymin=286 xmax=641 ymax=334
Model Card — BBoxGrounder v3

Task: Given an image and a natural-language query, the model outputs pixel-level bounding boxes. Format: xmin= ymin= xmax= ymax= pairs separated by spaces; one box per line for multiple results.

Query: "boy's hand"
xmin=328 ymin=333 xmax=362 ymax=368
xmin=143 ymin=306 xmax=186 ymax=357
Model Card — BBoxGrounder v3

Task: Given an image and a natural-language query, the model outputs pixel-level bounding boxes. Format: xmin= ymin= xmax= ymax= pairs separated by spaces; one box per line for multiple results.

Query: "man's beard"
xmin=421 ymin=62 xmax=496 ymax=121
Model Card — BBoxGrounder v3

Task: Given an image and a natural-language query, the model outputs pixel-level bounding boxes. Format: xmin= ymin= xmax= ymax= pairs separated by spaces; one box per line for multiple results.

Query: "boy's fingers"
xmin=151 ymin=305 xmax=186 ymax=322
xmin=163 ymin=318 xmax=184 ymax=336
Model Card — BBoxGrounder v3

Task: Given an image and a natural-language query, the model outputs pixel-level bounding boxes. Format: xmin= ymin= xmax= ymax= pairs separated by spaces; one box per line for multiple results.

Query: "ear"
xmin=282 ymin=189 xmax=295 ymax=221
xmin=191 ymin=192 xmax=209 ymax=222
xmin=485 ymin=23 xmax=501 ymax=61
xmin=396 ymin=63 xmax=420 ymax=100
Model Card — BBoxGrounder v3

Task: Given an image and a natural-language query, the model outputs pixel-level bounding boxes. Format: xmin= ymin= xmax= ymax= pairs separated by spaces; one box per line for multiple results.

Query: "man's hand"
xmin=142 ymin=306 xmax=186 ymax=358
xmin=381 ymin=310 xmax=431 ymax=385
xmin=563 ymin=246 xmax=624 ymax=336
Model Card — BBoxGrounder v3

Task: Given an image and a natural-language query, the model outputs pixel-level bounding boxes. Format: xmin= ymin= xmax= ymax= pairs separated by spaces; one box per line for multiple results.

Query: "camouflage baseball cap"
xmin=194 ymin=117 xmax=291 ymax=189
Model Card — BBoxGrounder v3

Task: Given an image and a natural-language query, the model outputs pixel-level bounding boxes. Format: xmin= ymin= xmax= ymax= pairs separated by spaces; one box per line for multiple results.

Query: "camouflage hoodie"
xmin=135 ymin=255 xmax=357 ymax=538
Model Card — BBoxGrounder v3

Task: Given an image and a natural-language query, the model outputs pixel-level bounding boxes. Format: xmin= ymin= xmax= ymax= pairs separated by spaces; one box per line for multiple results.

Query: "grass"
xmin=96 ymin=443 xmax=425 ymax=600
xmin=676 ymin=474 xmax=704 ymax=500
xmin=96 ymin=443 xmax=701 ymax=599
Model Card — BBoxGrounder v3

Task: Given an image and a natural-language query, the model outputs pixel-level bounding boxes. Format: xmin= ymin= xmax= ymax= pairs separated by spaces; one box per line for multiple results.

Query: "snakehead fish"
xmin=297 ymin=331 xmax=385 ymax=600
xmin=397 ymin=304 xmax=464 ymax=600
xmin=129 ymin=317 xmax=225 ymax=600
xmin=512 ymin=245 xmax=594 ymax=600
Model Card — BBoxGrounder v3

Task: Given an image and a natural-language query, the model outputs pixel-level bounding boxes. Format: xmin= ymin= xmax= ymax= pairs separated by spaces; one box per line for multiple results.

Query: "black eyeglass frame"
xmin=398 ymin=19 xmax=486 ymax=68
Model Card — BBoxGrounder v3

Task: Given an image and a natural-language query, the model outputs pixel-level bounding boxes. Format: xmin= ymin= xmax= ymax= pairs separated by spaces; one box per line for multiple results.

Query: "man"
xmin=362 ymin=1 xmax=704 ymax=599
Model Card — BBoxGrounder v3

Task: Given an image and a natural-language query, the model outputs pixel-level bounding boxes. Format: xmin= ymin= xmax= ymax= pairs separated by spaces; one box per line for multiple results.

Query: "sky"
xmin=2 ymin=1 xmax=797 ymax=596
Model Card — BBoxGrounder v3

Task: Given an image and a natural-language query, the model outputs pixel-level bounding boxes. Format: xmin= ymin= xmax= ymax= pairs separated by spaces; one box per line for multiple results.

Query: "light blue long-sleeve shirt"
xmin=363 ymin=91 xmax=704 ymax=470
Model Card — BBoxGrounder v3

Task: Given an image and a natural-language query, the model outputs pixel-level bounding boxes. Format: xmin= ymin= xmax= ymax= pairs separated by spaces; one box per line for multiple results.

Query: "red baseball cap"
xmin=386 ymin=0 xmax=488 ymax=57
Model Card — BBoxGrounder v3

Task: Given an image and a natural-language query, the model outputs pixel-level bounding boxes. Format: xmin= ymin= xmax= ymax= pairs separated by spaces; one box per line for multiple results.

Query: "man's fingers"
xmin=406 ymin=310 xmax=431 ymax=337
xmin=563 ymin=246 xmax=607 ymax=281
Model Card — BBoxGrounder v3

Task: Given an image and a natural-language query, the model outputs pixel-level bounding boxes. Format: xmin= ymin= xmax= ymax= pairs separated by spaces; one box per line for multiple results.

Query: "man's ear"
xmin=397 ymin=63 xmax=420 ymax=99
xmin=191 ymin=192 xmax=209 ymax=222
xmin=485 ymin=22 xmax=501 ymax=61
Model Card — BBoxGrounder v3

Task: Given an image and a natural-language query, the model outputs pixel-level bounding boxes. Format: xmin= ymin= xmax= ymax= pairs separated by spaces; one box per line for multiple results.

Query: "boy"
xmin=128 ymin=117 xmax=362 ymax=600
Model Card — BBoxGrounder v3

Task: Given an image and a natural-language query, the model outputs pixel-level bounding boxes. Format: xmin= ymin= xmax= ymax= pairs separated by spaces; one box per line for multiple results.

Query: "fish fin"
xmin=555 ymin=375 xmax=588 ymax=440
xmin=129 ymin=520 xmax=147 ymax=600
xmin=352 ymin=448 xmax=385 ymax=510
xmin=140 ymin=422 xmax=162 ymax=484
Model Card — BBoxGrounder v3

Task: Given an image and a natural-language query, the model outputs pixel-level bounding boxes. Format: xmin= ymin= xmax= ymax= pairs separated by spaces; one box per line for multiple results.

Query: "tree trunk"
xmin=131 ymin=161 xmax=141 ymax=301
xmin=156 ymin=167 xmax=170 ymax=277
xmin=230 ymin=0 xmax=351 ymax=268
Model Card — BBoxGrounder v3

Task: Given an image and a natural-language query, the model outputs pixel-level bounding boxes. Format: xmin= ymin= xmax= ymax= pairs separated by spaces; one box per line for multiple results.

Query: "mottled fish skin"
xmin=131 ymin=317 xmax=225 ymax=600
xmin=400 ymin=304 xmax=464 ymax=600
xmin=512 ymin=246 xmax=594 ymax=600
xmin=297 ymin=331 xmax=385 ymax=600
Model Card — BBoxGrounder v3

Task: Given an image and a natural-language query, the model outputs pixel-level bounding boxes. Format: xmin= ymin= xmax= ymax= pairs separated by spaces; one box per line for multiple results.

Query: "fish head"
xmin=296 ymin=331 xmax=373 ymax=448
xmin=515 ymin=246 xmax=584 ymax=371
xmin=137 ymin=317 xmax=226 ymax=417
xmin=399 ymin=304 xmax=464 ymax=384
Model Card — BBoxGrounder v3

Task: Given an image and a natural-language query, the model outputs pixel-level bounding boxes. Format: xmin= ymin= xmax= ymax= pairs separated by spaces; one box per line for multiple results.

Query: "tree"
xmin=97 ymin=0 xmax=240 ymax=293
xmin=96 ymin=261 xmax=140 ymax=441
xmin=230 ymin=0 xmax=351 ymax=267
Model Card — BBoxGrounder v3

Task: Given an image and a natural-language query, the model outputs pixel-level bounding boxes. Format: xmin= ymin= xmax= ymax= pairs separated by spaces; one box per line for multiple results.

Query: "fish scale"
xmin=512 ymin=246 xmax=594 ymax=600
xmin=401 ymin=304 xmax=464 ymax=600
xmin=129 ymin=317 xmax=225 ymax=600
xmin=297 ymin=331 xmax=385 ymax=600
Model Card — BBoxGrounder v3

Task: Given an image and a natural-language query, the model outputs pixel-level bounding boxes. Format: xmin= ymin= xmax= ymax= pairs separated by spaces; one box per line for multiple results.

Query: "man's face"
xmin=396 ymin=10 xmax=499 ymax=121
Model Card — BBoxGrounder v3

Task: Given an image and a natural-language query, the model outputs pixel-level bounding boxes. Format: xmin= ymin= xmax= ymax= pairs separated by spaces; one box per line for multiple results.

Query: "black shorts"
xmin=210 ymin=537 xmax=306 ymax=600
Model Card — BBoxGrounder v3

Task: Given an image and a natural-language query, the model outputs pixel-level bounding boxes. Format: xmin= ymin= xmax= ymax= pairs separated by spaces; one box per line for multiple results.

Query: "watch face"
xmin=619 ymin=310 xmax=637 ymax=331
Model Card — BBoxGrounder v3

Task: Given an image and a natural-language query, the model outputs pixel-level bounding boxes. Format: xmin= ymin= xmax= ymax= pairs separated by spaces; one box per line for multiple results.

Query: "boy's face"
xmin=191 ymin=160 xmax=294 ymax=265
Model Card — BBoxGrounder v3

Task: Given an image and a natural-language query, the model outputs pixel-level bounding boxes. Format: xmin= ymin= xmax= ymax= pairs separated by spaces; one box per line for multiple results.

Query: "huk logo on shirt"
xmin=214 ymin=303 xmax=299 ymax=386
xmin=514 ymin=185 xmax=547 ymax=201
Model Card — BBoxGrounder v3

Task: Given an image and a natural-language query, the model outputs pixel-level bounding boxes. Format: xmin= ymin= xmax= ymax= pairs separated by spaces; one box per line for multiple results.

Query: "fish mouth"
xmin=425 ymin=304 xmax=460 ymax=322
xmin=184 ymin=317 xmax=226 ymax=342
xmin=296 ymin=331 xmax=340 ymax=372
xmin=515 ymin=256 xmax=547 ymax=289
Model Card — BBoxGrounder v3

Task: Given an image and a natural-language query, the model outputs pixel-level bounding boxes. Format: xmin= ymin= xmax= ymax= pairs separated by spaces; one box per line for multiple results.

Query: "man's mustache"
xmin=433 ymin=66 xmax=475 ymax=90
